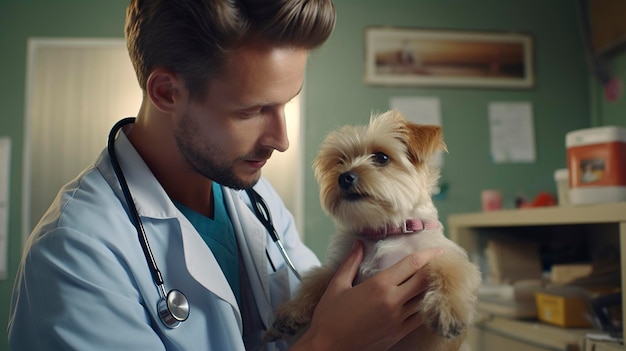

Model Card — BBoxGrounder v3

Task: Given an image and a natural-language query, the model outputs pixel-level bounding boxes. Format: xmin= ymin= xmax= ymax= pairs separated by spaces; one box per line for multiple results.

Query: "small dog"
xmin=266 ymin=110 xmax=481 ymax=350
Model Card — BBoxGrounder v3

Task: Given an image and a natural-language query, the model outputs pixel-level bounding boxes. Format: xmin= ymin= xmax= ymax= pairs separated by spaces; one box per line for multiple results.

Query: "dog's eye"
xmin=371 ymin=152 xmax=389 ymax=166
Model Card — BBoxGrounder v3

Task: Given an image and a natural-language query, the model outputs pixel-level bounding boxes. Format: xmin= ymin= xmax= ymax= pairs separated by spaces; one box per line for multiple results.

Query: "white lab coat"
xmin=8 ymin=129 xmax=320 ymax=350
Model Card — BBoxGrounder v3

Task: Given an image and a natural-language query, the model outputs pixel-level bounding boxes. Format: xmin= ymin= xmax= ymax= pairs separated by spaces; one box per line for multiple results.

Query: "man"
xmin=9 ymin=1 xmax=441 ymax=350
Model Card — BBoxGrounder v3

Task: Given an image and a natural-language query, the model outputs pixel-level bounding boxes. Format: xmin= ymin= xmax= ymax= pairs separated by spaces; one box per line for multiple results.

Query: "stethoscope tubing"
xmin=108 ymin=118 xmax=189 ymax=328
xmin=107 ymin=118 xmax=301 ymax=329
xmin=107 ymin=117 xmax=167 ymax=295
xmin=245 ymin=188 xmax=302 ymax=281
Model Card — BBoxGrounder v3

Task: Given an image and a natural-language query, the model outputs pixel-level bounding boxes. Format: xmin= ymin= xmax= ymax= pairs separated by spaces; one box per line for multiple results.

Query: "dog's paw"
xmin=430 ymin=316 xmax=466 ymax=339
xmin=263 ymin=308 xmax=312 ymax=342
xmin=263 ymin=325 xmax=291 ymax=342
xmin=420 ymin=289 xmax=469 ymax=339
xmin=263 ymin=319 xmax=302 ymax=342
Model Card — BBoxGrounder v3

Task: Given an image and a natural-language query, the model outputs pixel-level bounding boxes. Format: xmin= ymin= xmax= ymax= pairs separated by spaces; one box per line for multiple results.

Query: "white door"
xmin=22 ymin=38 xmax=304 ymax=244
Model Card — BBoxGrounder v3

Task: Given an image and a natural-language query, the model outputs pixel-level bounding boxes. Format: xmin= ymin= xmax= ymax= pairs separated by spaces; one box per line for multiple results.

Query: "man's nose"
xmin=264 ymin=109 xmax=289 ymax=152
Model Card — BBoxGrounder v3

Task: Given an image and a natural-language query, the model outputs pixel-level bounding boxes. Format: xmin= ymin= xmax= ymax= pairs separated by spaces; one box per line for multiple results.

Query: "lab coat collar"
xmin=106 ymin=127 xmax=178 ymax=220
xmin=99 ymin=126 xmax=243 ymax=330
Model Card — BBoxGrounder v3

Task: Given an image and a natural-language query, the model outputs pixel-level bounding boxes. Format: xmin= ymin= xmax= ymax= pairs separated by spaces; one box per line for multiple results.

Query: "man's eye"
xmin=240 ymin=109 xmax=263 ymax=118
xmin=240 ymin=105 xmax=273 ymax=118
xmin=371 ymin=152 xmax=389 ymax=166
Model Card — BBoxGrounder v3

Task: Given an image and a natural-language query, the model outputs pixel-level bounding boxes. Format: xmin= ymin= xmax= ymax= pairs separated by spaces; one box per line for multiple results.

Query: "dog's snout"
xmin=338 ymin=172 xmax=358 ymax=189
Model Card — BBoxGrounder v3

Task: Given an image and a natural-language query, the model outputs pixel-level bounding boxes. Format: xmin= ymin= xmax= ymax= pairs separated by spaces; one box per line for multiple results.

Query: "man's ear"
xmin=146 ymin=68 xmax=184 ymax=113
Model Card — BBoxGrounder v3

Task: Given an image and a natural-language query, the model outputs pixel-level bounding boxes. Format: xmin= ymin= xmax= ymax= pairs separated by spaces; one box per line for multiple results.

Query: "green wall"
xmin=0 ymin=1 xmax=624 ymax=350
xmin=303 ymin=0 xmax=594 ymax=255
xmin=594 ymin=51 xmax=626 ymax=127
xmin=0 ymin=2 xmax=129 ymax=349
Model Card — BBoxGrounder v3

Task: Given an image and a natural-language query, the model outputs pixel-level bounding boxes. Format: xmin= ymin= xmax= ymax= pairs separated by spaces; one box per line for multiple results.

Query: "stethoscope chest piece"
xmin=157 ymin=289 xmax=190 ymax=328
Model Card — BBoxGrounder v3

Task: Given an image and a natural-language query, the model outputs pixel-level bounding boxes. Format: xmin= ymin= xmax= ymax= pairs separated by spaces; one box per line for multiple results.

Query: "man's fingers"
xmin=403 ymin=290 xmax=426 ymax=317
xmin=401 ymin=307 xmax=425 ymax=333
xmin=383 ymin=247 xmax=443 ymax=286
xmin=326 ymin=240 xmax=364 ymax=292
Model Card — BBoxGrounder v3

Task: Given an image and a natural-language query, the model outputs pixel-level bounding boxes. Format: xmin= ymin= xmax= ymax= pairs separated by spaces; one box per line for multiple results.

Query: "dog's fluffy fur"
xmin=266 ymin=110 xmax=481 ymax=351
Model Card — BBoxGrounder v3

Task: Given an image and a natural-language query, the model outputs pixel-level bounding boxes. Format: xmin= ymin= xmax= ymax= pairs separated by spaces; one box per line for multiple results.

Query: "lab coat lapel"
xmin=178 ymin=215 xmax=241 ymax=320
xmin=101 ymin=129 xmax=242 ymax=331
xmin=223 ymin=188 xmax=273 ymax=329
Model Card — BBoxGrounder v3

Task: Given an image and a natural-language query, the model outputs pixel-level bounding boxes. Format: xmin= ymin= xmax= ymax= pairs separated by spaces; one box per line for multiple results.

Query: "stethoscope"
xmin=244 ymin=187 xmax=302 ymax=281
xmin=107 ymin=117 xmax=301 ymax=329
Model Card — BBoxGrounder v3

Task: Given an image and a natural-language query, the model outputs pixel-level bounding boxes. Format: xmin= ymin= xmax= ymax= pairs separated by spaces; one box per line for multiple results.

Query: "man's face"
xmin=174 ymin=44 xmax=307 ymax=189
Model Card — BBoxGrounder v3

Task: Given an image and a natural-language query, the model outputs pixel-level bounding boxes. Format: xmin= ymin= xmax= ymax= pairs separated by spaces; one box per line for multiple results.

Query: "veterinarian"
xmin=8 ymin=1 xmax=443 ymax=350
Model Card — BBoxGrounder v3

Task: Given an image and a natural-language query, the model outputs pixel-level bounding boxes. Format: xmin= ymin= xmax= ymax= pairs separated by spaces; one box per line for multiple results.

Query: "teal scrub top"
xmin=174 ymin=182 xmax=241 ymax=306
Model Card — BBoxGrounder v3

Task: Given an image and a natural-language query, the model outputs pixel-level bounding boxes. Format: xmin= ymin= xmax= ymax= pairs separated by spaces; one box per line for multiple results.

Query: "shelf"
xmin=448 ymin=202 xmax=626 ymax=229
xmin=585 ymin=333 xmax=626 ymax=350
xmin=586 ymin=341 xmax=626 ymax=350
xmin=447 ymin=202 xmax=626 ymax=350
xmin=471 ymin=315 xmax=592 ymax=351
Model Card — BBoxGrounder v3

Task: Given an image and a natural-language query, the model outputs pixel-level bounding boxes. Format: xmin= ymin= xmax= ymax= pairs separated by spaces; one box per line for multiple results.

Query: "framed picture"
xmin=364 ymin=27 xmax=534 ymax=89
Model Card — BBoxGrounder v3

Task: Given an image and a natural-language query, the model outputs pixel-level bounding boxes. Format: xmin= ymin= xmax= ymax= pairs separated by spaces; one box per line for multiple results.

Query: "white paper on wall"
xmin=489 ymin=102 xmax=536 ymax=163
xmin=390 ymin=96 xmax=442 ymax=126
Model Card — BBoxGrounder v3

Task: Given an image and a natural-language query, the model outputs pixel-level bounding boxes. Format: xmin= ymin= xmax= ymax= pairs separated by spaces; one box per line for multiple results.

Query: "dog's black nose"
xmin=338 ymin=172 xmax=358 ymax=189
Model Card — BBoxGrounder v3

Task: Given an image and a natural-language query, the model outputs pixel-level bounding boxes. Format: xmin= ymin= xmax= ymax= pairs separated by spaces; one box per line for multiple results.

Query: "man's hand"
xmin=291 ymin=241 xmax=443 ymax=351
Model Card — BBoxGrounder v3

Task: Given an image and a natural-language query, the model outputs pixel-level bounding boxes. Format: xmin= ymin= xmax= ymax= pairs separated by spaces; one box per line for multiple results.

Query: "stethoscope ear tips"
xmin=157 ymin=289 xmax=190 ymax=328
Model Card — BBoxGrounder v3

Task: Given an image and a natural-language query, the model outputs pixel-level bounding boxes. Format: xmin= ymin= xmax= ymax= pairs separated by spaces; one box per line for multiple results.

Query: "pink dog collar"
xmin=360 ymin=219 xmax=439 ymax=241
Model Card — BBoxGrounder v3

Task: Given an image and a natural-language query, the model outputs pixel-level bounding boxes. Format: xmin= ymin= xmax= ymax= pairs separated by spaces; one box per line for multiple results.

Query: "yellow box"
xmin=535 ymin=291 xmax=592 ymax=327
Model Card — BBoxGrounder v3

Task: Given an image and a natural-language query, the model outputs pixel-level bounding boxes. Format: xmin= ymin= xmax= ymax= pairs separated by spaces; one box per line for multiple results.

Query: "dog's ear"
xmin=404 ymin=123 xmax=447 ymax=165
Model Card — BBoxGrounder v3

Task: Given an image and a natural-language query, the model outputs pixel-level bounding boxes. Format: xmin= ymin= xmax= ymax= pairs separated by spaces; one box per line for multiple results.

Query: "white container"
xmin=554 ymin=168 xmax=570 ymax=206
xmin=566 ymin=126 xmax=626 ymax=205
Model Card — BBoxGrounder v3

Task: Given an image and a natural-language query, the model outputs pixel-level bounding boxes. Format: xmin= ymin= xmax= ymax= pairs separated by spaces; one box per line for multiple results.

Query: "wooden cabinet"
xmin=448 ymin=202 xmax=626 ymax=351
xmin=585 ymin=335 xmax=626 ymax=351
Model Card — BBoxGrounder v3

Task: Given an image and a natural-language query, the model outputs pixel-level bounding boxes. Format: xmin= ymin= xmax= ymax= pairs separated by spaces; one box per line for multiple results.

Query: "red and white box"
xmin=566 ymin=126 xmax=626 ymax=205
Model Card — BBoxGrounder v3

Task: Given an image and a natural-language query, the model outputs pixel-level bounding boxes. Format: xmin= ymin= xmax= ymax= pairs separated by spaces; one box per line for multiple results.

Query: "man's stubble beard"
xmin=174 ymin=113 xmax=262 ymax=190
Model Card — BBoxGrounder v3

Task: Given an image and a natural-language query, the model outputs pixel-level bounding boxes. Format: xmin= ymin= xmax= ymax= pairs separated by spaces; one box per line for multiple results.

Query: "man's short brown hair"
xmin=125 ymin=0 xmax=336 ymax=101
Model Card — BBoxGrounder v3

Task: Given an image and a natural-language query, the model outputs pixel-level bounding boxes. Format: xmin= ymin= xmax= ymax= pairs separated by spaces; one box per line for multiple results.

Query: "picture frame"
xmin=364 ymin=27 xmax=534 ymax=89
